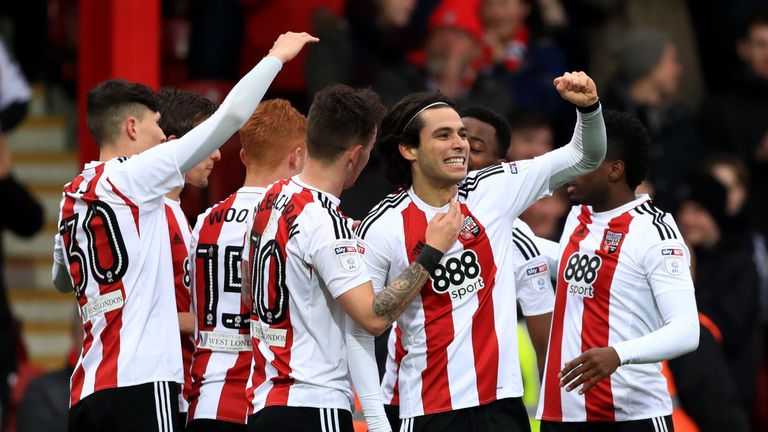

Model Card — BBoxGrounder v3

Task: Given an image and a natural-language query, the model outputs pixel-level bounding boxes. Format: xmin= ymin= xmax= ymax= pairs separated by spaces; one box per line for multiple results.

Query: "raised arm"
xmin=163 ymin=32 xmax=318 ymax=173
xmin=542 ymin=71 xmax=607 ymax=190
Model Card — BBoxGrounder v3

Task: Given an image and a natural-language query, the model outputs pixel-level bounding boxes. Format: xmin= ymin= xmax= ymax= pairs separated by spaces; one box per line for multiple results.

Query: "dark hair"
xmin=603 ymin=110 xmax=650 ymax=190
xmin=86 ymin=79 xmax=158 ymax=145
xmin=156 ymin=88 xmax=217 ymax=138
xmin=742 ymin=5 xmax=768 ymax=38
xmin=306 ymin=84 xmax=386 ymax=162
xmin=377 ymin=92 xmax=455 ymax=187
xmin=460 ymin=105 xmax=511 ymax=159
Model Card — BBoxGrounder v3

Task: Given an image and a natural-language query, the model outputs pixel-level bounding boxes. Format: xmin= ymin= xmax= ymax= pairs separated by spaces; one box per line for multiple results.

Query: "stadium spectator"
xmin=478 ymin=0 xmax=567 ymax=117
xmin=0 ymin=37 xmax=32 ymax=133
xmin=157 ymin=87 xmax=221 ymax=426
xmin=243 ymin=84 xmax=461 ymax=432
xmin=700 ymin=5 xmax=768 ymax=241
xmin=359 ymin=71 xmax=605 ymax=431
xmin=538 ymin=110 xmax=699 ymax=431
xmin=186 ymin=99 xmax=307 ymax=432
xmin=677 ymin=173 xmax=761 ymax=425
xmin=346 ymin=0 xmax=421 ymax=86
xmin=603 ymin=28 xmax=698 ymax=210
xmin=52 ymin=32 xmax=316 ymax=432
xmin=0 ymin=131 xmax=43 ymax=431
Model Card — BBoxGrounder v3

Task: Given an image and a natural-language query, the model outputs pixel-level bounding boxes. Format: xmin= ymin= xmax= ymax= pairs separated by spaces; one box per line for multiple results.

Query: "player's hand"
xmin=553 ymin=71 xmax=598 ymax=107
xmin=559 ymin=347 xmax=620 ymax=394
xmin=425 ymin=199 xmax=463 ymax=253
xmin=268 ymin=32 xmax=320 ymax=64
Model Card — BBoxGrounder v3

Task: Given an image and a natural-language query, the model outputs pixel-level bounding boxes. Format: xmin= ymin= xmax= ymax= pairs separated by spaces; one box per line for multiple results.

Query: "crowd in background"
xmin=0 ymin=0 xmax=768 ymax=431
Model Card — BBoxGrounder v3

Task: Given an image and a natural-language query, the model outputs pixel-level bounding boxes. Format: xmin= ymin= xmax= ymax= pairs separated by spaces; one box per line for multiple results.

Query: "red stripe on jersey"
xmin=216 ymin=351 xmax=253 ymax=422
xmin=263 ymin=187 xmax=314 ymax=406
xmin=401 ymin=203 xmax=454 ymax=413
xmin=542 ymin=206 xmax=592 ymax=421
xmin=83 ymin=164 xmax=126 ymax=392
xmin=581 ymin=211 xmax=633 ymax=421
xmin=165 ymin=204 xmax=194 ymax=403
xmin=188 ymin=349 xmax=213 ymax=419
xmin=246 ymin=181 xmax=291 ymax=412
xmin=390 ymin=326 xmax=406 ymax=405
xmin=107 ymin=178 xmax=140 ymax=234
xmin=166 ymin=205 xmax=192 ymax=313
xmin=194 ymin=194 xmax=238 ymax=332
xmin=456 ymin=204 xmax=499 ymax=405
xmin=61 ymin=178 xmax=91 ymax=406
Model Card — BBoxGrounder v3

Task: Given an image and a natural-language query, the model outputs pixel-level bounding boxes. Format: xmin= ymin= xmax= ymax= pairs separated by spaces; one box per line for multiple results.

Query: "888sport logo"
xmin=429 ymin=250 xmax=485 ymax=300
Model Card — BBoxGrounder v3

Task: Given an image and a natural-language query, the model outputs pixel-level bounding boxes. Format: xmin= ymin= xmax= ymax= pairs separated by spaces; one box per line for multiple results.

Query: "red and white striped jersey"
xmin=358 ymin=161 xmax=555 ymax=419
xmin=538 ymin=196 xmax=693 ymax=422
xmin=187 ymin=187 xmax=263 ymax=423
xmin=53 ymin=153 xmax=185 ymax=406
xmin=380 ymin=218 xmax=556 ymax=406
xmin=164 ymin=198 xmax=194 ymax=413
xmin=244 ymin=176 xmax=371 ymax=414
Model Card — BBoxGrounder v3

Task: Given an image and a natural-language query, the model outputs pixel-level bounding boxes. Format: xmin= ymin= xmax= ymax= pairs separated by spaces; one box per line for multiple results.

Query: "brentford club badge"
xmin=601 ymin=230 xmax=624 ymax=254
xmin=460 ymin=215 xmax=481 ymax=240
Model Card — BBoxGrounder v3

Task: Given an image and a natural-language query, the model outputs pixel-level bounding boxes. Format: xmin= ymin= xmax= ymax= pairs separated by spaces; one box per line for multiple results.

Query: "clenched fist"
xmin=553 ymin=71 xmax=599 ymax=108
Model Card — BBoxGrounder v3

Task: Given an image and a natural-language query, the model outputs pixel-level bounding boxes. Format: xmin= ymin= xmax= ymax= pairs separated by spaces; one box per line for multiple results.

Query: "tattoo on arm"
xmin=373 ymin=262 xmax=430 ymax=323
xmin=241 ymin=259 xmax=252 ymax=308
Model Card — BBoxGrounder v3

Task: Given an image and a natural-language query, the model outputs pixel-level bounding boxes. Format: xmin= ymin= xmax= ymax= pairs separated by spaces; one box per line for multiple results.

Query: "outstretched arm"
xmin=174 ymin=32 xmax=317 ymax=172
xmin=542 ymin=71 xmax=607 ymax=190
xmin=159 ymin=32 xmax=318 ymax=173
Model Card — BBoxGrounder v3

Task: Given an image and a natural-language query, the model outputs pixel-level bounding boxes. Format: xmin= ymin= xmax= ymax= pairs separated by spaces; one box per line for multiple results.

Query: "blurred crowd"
xmin=1 ymin=0 xmax=768 ymax=431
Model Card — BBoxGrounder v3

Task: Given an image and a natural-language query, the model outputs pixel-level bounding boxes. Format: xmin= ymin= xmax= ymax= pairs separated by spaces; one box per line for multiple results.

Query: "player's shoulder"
xmin=356 ymin=189 xmax=410 ymax=239
xmin=628 ymin=200 xmax=682 ymax=242
xmin=458 ymin=162 xmax=512 ymax=198
xmin=304 ymin=191 xmax=356 ymax=240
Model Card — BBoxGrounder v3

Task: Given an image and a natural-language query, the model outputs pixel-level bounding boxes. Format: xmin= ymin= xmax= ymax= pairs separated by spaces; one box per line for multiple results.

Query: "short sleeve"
xmin=510 ymin=219 xmax=554 ymax=315
xmin=641 ymin=238 xmax=695 ymax=297
xmin=357 ymin=221 xmax=393 ymax=294
xmin=308 ymin=221 xmax=372 ymax=299
xmin=515 ymin=254 xmax=555 ymax=316
xmin=53 ymin=231 xmax=64 ymax=266
xmin=107 ymin=144 xmax=185 ymax=204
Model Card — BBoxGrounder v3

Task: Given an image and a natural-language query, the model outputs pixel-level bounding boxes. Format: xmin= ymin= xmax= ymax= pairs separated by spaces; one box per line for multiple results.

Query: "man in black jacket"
xmin=0 ymin=131 xmax=44 ymax=429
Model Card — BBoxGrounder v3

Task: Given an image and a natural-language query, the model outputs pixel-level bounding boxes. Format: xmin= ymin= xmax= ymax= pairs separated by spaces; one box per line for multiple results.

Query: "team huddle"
xmin=52 ymin=32 xmax=699 ymax=432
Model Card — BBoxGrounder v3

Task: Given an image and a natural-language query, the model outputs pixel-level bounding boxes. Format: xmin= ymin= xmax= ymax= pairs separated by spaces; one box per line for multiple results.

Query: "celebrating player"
xmin=52 ymin=32 xmax=317 ymax=432
xmin=357 ymin=71 xmax=606 ymax=432
xmin=379 ymin=105 xmax=560 ymax=430
xmin=186 ymin=99 xmax=307 ymax=432
xmin=156 ymin=87 xmax=221 ymax=425
xmin=537 ymin=111 xmax=699 ymax=431
xmin=242 ymin=84 xmax=462 ymax=432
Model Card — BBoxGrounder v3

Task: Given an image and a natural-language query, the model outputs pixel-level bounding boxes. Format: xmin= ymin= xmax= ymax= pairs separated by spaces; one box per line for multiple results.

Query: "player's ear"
xmin=609 ymin=160 xmax=625 ymax=182
xmin=239 ymin=148 xmax=246 ymax=166
xmin=288 ymin=146 xmax=303 ymax=170
xmin=125 ymin=117 xmax=139 ymax=141
xmin=349 ymin=143 xmax=363 ymax=165
xmin=399 ymin=143 xmax=417 ymax=162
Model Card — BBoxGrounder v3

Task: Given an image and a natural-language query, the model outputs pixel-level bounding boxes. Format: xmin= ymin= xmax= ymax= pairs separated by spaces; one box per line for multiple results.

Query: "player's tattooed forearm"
xmin=373 ymin=262 xmax=429 ymax=322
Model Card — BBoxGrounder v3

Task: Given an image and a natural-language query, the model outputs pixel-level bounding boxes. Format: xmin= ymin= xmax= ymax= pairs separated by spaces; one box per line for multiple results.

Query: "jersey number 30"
xmin=59 ymin=201 xmax=129 ymax=297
